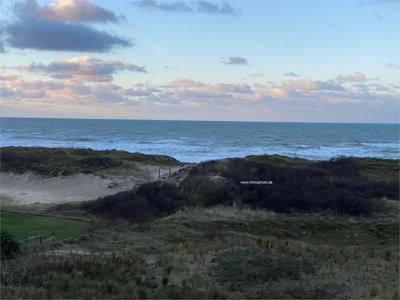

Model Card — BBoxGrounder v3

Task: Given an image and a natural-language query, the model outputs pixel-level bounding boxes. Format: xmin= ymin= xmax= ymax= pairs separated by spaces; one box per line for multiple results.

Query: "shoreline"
xmin=1 ymin=145 xmax=399 ymax=165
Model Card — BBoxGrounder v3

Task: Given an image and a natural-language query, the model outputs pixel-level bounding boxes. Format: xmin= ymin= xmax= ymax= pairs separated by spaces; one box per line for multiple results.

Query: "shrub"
xmin=83 ymin=156 xmax=399 ymax=219
xmin=1 ymin=231 xmax=20 ymax=260
xmin=315 ymin=157 xmax=361 ymax=177
xmin=182 ymin=176 xmax=238 ymax=206
xmin=82 ymin=182 xmax=183 ymax=221
xmin=182 ymin=158 xmax=398 ymax=215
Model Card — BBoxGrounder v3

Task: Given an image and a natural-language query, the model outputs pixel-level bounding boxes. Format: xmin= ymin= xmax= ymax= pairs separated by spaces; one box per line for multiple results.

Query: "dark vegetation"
xmin=81 ymin=156 xmax=399 ymax=220
xmin=186 ymin=158 xmax=399 ymax=215
xmin=81 ymin=182 xmax=184 ymax=222
xmin=0 ymin=147 xmax=179 ymax=176
xmin=1 ymin=231 xmax=20 ymax=260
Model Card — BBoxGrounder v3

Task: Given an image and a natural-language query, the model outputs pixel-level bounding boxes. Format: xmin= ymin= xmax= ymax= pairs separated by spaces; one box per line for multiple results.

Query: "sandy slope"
xmin=0 ymin=166 xmax=181 ymax=205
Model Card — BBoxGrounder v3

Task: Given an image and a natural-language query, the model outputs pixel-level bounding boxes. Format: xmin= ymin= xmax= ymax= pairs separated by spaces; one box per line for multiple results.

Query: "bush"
xmin=182 ymin=176 xmax=238 ymax=206
xmin=83 ymin=156 xmax=399 ymax=219
xmin=82 ymin=182 xmax=183 ymax=221
xmin=183 ymin=158 xmax=398 ymax=215
xmin=315 ymin=158 xmax=361 ymax=177
xmin=1 ymin=231 xmax=20 ymax=260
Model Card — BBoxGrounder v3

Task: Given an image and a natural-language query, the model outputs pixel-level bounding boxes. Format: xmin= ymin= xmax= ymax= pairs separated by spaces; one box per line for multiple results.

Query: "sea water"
xmin=1 ymin=117 xmax=399 ymax=162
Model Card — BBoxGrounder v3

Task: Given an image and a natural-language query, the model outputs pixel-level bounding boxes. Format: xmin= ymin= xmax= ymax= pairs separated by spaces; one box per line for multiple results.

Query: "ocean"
xmin=0 ymin=117 xmax=399 ymax=162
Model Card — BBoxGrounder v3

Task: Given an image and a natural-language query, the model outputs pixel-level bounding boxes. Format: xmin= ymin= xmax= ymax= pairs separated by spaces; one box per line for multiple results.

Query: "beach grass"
xmin=0 ymin=210 xmax=89 ymax=240
xmin=0 ymin=146 xmax=180 ymax=176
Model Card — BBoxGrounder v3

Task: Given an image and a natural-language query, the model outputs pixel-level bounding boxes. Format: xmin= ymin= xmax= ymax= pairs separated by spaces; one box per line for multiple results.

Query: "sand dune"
xmin=0 ymin=166 xmax=180 ymax=205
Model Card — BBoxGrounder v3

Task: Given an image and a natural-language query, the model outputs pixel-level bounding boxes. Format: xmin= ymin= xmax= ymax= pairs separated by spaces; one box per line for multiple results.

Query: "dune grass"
xmin=0 ymin=146 xmax=180 ymax=176
xmin=0 ymin=210 xmax=89 ymax=240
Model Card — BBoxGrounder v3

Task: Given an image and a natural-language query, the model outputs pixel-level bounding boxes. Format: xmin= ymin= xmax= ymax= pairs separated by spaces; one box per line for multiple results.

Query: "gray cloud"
xmin=336 ymin=72 xmax=367 ymax=83
xmin=372 ymin=12 xmax=383 ymax=19
xmin=5 ymin=20 xmax=131 ymax=52
xmin=133 ymin=0 xmax=239 ymax=16
xmin=386 ymin=62 xmax=400 ymax=70
xmin=377 ymin=0 xmax=399 ymax=4
xmin=314 ymin=80 xmax=345 ymax=91
xmin=284 ymin=72 xmax=300 ymax=77
xmin=197 ymin=1 xmax=239 ymax=15
xmin=134 ymin=0 xmax=192 ymax=12
xmin=16 ymin=56 xmax=146 ymax=82
xmin=3 ymin=0 xmax=131 ymax=52
xmin=248 ymin=73 xmax=264 ymax=77
xmin=0 ymin=36 xmax=5 ymax=53
xmin=222 ymin=56 xmax=249 ymax=65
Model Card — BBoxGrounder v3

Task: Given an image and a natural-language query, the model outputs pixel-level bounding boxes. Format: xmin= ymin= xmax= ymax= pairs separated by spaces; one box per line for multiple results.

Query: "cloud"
xmin=284 ymin=72 xmax=300 ymax=77
xmin=386 ymin=62 xmax=400 ymax=70
xmin=16 ymin=56 xmax=146 ymax=82
xmin=372 ymin=12 xmax=383 ymax=20
xmin=3 ymin=0 xmax=131 ymax=52
xmin=17 ymin=0 xmax=122 ymax=23
xmin=133 ymin=0 xmax=239 ymax=16
xmin=336 ymin=72 xmax=367 ymax=83
xmin=222 ymin=56 xmax=249 ymax=65
xmin=133 ymin=0 xmax=192 ymax=12
xmin=196 ymin=1 xmax=239 ymax=15
xmin=2 ymin=67 xmax=399 ymax=122
xmin=0 ymin=38 xmax=5 ymax=54
xmin=377 ymin=0 xmax=399 ymax=4
xmin=248 ymin=73 xmax=264 ymax=78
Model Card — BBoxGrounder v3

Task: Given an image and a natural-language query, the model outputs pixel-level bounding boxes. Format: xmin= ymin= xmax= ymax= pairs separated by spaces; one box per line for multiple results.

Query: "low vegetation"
xmin=0 ymin=148 xmax=398 ymax=299
xmin=1 ymin=206 xmax=398 ymax=299
xmin=0 ymin=147 xmax=179 ymax=176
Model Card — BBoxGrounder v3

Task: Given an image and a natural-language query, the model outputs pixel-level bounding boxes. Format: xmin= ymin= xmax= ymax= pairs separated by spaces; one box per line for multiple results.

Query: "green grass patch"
xmin=0 ymin=210 xmax=89 ymax=240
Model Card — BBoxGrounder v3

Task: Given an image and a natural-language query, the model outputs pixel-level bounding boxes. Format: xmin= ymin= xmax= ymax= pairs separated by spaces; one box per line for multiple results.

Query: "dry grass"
xmin=3 ymin=206 xmax=396 ymax=299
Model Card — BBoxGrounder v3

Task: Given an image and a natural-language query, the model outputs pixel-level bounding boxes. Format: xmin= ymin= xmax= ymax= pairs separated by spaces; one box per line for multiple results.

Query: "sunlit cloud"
xmin=19 ymin=0 xmax=122 ymax=23
xmin=2 ymin=66 xmax=398 ymax=118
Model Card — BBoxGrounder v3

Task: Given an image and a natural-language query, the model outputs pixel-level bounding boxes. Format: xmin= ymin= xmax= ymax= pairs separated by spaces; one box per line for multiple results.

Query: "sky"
xmin=0 ymin=0 xmax=399 ymax=123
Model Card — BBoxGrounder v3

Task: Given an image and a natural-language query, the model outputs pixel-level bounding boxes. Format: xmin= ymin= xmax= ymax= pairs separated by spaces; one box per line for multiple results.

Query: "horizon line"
xmin=0 ymin=116 xmax=399 ymax=125
xmin=1 ymin=116 xmax=399 ymax=125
